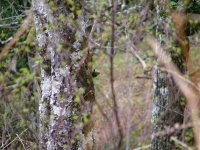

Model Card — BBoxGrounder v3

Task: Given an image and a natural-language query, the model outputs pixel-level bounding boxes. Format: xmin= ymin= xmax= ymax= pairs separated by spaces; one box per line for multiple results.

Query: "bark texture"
xmin=32 ymin=0 xmax=95 ymax=149
xmin=151 ymin=4 xmax=185 ymax=150
xmin=151 ymin=67 xmax=184 ymax=150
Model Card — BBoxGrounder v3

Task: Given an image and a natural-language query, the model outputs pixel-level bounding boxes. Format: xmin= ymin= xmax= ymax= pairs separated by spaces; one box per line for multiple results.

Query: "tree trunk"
xmin=151 ymin=3 xmax=186 ymax=150
xmin=32 ymin=0 xmax=95 ymax=149
xmin=151 ymin=66 xmax=184 ymax=150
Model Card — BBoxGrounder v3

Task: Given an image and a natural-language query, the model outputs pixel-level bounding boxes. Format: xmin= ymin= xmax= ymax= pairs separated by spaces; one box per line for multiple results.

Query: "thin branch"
xmin=171 ymin=136 xmax=193 ymax=150
xmin=135 ymin=75 xmax=151 ymax=79
xmin=0 ymin=10 xmax=33 ymax=60
xmin=0 ymin=22 xmax=20 ymax=28
xmin=129 ymin=44 xmax=147 ymax=69
xmin=0 ymin=37 xmax=13 ymax=45
xmin=110 ymin=0 xmax=123 ymax=149
xmin=0 ymin=14 xmax=25 ymax=22
xmin=1 ymin=128 xmax=28 ymax=149
xmin=133 ymin=144 xmax=151 ymax=150
xmin=16 ymin=134 xmax=27 ymax=150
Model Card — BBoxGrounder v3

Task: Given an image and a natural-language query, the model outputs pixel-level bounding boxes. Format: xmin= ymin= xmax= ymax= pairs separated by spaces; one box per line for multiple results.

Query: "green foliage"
xmin=167 ymin=0 xmax=180 ymax=9
xmin=168 ymin=0 xmax=200 ymax=13
xmin=0 ymin=0 xmax=199 ymax=149
xmin=0 ymin=0 xmax=31 ymax=45
xmin=0 ymin=0 xmax=38 ymax=149
xmin=187 ymin=0 xmax=200 ymax=13
xmin=0 ymin=29 xmax=38 ymax=149
xmin=184 ymin=127 xmax=195 ymax=146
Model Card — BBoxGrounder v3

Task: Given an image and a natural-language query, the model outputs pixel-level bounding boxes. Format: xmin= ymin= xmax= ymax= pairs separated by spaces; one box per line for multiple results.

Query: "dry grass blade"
xmin=1 ymin=128 xmax=28 ymax=149
xmin=133 ymin=144 xmax=151 ymax=150
xmin=16 ymin=134 xmax=27 ymax=150
xmin=171 ymin=136 xmax=193 ymax=150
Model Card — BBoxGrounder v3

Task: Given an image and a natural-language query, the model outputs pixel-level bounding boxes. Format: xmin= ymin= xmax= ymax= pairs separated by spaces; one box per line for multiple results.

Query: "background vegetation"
xmin=0 ymin=0 xmax=200 ymax=149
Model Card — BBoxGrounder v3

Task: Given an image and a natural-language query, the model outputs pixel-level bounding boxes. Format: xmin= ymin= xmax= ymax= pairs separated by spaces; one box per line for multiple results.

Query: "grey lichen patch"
xmin=151 ymin=65 xmax=184 ymax=149
xmin=41 ymin=69 xmax=51 ymax=91
xmin=33 ymin=0 xmax=95 ymax=149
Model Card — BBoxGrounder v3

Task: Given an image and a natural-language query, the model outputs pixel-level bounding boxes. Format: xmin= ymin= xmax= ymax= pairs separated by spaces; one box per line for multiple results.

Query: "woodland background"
xmin=0 ymin=0 xmax=200 ymax=150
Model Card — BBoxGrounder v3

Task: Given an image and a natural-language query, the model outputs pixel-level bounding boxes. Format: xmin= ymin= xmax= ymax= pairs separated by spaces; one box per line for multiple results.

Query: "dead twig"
xmin=16 ymin=134 xmax=27 ymax=150
xmin=135 ymin=75 xmax=151 ymax=79
xmin=1 ymin=128 xmax=28 ymax=149
xmin=0 ymin=37 xmax=13 ymax=44
xmin=133 ymin=144 xmax=151 ymax=150
xmin=110 ymin=0 xmax=123 ymax=149
xmin=171 ymin=136 xmax=193 ymax=150
xmin=129 ymin=44 xmax=147 ymax=69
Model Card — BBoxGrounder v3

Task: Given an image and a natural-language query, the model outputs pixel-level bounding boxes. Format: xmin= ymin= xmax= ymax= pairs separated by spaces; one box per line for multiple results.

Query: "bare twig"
xmin=0 ymin=10 xmax=32 ymax=60
xmin=133 ymin=144 xmax=151 ymax=150
xmin=129 ymin=44 xmax=147 ymax=69
xmin=0 ymin=14 xmax=25 ymax=22
xmin=171 ymin=136 xmax=193 ymax=150
xmin=135 ymin=75 xmax=151 ymax=79
xmin=0 ymin=22 xmax=19 ymax=28
xmin=16 ymin=134 xmax=27 ymax=150
xmin=0 ymin=37 xmax=13 ymax=44
xmin=1 ymin=128 xmax=28 ymax=149
xmin=110 ymin=0 xmax=123 ymax=149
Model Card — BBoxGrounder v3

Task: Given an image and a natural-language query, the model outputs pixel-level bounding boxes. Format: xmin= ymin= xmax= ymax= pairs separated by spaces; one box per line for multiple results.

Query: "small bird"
xmin=92 ymin=69 xmax=100 ymax=77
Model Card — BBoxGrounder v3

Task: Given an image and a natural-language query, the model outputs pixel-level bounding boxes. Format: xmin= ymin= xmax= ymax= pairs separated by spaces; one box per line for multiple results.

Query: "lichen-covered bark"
xmin=151 ymin=4 xmax=185 ymax=150
xmin=32 ymin=1 xmax=52 ymax=149
xmin=151 ymin=66 xmax=184 ymax=150
xmin=32 ymin=0 xmax=95 ymax=149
